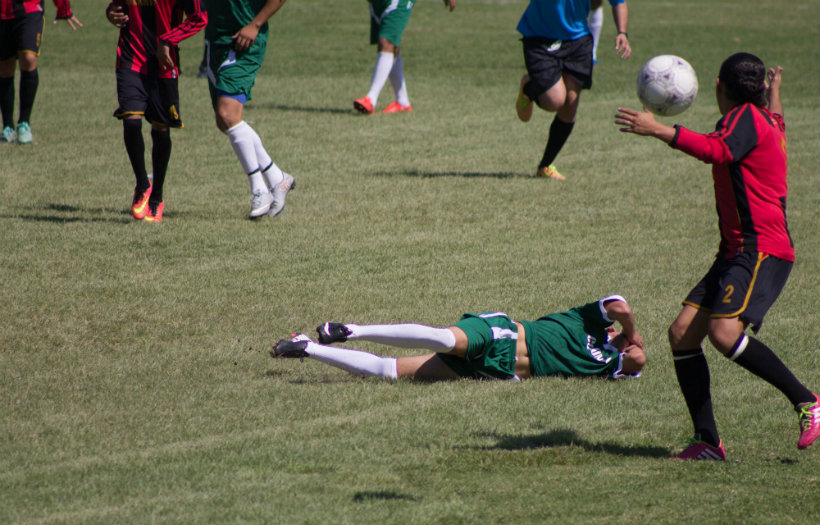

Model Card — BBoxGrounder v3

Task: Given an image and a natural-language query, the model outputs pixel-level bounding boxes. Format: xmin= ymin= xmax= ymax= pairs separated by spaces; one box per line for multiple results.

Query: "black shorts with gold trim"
xmin=0 ymin=12 xmax=45 ymax=60
xmin=683 ymin=251 xmax=792 ymax=333
xmin=113 ymin=69 xmax=182 ymax=128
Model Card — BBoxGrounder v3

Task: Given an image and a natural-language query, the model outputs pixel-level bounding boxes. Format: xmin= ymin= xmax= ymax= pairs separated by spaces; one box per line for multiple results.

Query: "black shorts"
xmin=521 ymin=34 xmax=593 ymax=101
xmin=0 ymin=12 xmax=45 ymax=61
xmin=683 ymin=251 xmax=792 ymax=333
xmin=113 ymin=69 xmax=183 ymax=128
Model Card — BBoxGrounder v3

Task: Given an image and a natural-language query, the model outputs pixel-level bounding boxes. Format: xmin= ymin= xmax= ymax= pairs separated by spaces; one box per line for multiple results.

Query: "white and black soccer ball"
xmin=636 ymin=55 xmax=698 ymax=116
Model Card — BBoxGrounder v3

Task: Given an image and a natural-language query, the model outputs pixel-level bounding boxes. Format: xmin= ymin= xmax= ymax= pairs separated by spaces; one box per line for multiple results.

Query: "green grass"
xmin=1 ymin=0 xmax=818 ymax=523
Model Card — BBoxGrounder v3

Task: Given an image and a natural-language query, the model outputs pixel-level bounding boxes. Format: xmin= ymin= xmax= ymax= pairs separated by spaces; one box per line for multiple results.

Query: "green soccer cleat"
xmin=1 ymin=125 xmax=15 ymax=143
xmin=16 ymin=122 xmax=32 ymax=144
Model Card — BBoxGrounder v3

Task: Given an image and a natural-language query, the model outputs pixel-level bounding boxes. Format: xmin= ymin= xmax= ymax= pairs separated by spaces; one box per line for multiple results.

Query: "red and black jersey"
xmin=671 ymin=103 xmax=793 ymax=262
xmin=110 ymin=0 xmax=206 ymax=79
xmin=1 ymin=0 xmax=72 ymax=20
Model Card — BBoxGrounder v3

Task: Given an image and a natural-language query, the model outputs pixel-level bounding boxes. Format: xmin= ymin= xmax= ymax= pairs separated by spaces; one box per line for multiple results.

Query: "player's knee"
xmin=17 ymin=52 xmax=36 ymax=71
xmin=667 ymin=322 xmax=685 ymax=348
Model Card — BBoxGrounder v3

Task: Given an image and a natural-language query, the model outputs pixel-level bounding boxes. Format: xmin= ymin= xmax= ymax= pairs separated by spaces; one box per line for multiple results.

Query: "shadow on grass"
xmin=353 ymin=491 xmax=419 ymax=503
xmin=472 ymin=429 xmax=671 ymax=458
xmin=370 ymin=169 xmax=526 ymax=179
xmin=253 ymin=103 xmax=353 ymax=115
xmin=7 ymin=203 xmax=182 ymax=223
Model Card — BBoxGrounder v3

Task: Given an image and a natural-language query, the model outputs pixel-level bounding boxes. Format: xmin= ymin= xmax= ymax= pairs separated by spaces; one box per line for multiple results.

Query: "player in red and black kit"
xmin=106 ymin=0 xmax=206 ymax=222
xmin=615 ymin=52 xmax=819 ymax=460
xmin=0 ymin=0 xmax=81 ymax=144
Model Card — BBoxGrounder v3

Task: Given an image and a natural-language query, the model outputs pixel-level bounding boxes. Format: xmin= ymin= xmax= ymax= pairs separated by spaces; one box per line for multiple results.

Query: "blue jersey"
xmin=517 ymin=0 xmax=624 ymax=41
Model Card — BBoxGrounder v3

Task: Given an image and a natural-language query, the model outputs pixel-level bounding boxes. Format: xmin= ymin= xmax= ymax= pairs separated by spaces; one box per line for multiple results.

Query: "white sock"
xmin=345 ymin=323 xmax=456 ymax=351
xmin=226 ymin=121 xmax=260 ymax=175
xmin=262 ymin=162 xmax=284 ymax=188
xmin=305 ymin=342 xmax=398 ymax=379
xmin=588 ymin=7 xmax=603 ymax=60
xmin=389 ymin=53 xmax=409 ymax=106
xmin=366 ymin=52 xmax=395 ymax=106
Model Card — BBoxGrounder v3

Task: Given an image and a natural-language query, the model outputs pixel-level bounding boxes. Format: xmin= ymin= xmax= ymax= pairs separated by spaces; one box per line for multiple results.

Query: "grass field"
xmin=1 ymin=0 xmax=819 ymax=523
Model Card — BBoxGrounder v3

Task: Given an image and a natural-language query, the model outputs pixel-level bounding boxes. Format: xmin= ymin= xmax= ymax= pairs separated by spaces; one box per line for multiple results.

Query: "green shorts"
xmin=437 ymin=312 xmax=519 ymax=380
xmin=369 ymin=0 xmax=414 ymax=46
xmin=204 ymin=39 xmax=267 ymax=108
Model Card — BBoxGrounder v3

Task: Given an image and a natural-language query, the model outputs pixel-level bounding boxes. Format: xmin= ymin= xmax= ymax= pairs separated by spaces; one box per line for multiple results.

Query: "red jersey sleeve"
xmin=52 ymin=0 xmax=72 ymax=19
xmin=159 ymin=0 xmax=207 ymax=47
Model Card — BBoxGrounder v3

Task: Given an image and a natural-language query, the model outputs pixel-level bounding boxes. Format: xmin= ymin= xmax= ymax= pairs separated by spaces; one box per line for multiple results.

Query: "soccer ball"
xmin=636 ymin=55 xmax=698 ymax=116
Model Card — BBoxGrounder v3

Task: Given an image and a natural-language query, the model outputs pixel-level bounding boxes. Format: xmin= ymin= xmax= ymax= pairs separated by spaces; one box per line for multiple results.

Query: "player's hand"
xmin=106 ymin=5 xmax=128 ymax=28
xmin=615 ymin=33 xmax=630 ymax=59
xmin=626 ymin=330 xmax=644 ymax=350
xmin=56 ymin=14 xmax=83 ymax=29
xmin=443 ymin=0 xmax=455 ymax=11
xmin=766 ymin=66 xmax=783 ymax=92
xmin=615 ymin=107 xmax=658 ymax=136
xmin=157 ymin=42 xmax=174 ymax=72
xmin=232 ymin=24 xmax=260 ymax=51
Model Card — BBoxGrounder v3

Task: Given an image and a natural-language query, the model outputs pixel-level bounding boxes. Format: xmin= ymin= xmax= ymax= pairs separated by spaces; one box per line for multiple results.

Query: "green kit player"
xmin=353 ymin=0 xmax=456 ymax=115
xmin=202 ymin=0 xmax=295 ymax=219
xmin=272 ymin=295 xmax=645 ymax=381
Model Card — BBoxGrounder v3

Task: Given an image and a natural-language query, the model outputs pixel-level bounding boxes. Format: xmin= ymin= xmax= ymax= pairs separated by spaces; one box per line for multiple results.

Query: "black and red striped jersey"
xmin=1 ymin=0 xmax=72 ymax=20
xmin=110 ymin=0 xmax=206 ymax=79
xmin=671 ymin=103 xmax=794 ymax=262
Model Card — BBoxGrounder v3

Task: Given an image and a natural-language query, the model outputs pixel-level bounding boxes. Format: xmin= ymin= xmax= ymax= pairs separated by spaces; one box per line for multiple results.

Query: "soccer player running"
xmin=272 ymin=295 xmax=645 ymax=382
xmin=353 ymin=0 xmax=456 ymax=115
xmin=0 ymin=0 xmax=82 ymax=144
xmin=615 ymin=53 xmax=820 ymax=459
xmin=106 ymin=0 xmax=206 ymax=223
xmin=515 ymin=0 xmax=630 ymax=180
xmin=202 ymin=0 xmax=295 ymax=220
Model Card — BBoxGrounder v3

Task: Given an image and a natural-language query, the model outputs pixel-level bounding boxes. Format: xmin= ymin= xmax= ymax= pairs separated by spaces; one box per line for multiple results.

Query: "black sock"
xmin=150 ymin=127 xmax=172 ymax=202
xmin=123 ymin=119 xmax=150 ymax=191
xmin=538 ymin=115 xmax=574 ymax=169
xmin=0 ymin=76 xmax=13 ymax=129
xmin=672 ymin=348 xmax=720 ymax=446
xmin=728 ymin=335 xmax=814 ymax=407
xmin=18 ymin=68 xmax=38 ymax=124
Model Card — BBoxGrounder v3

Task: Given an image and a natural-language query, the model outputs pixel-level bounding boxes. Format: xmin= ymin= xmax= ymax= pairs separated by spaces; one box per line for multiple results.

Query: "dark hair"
xmin=718 ymin=53 xmax=767 ymax=106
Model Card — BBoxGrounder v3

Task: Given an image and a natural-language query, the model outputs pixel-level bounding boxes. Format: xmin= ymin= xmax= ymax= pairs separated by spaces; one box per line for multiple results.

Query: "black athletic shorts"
xmin=521 ymin=34 xmax=593 ymax=101
xmin=682 ymin=251 xmax=792 ymax=333
xmin=0 ymin=12 xmax=45 ymax=60
xmin=113 ymin=69 xmax=183 ymax=128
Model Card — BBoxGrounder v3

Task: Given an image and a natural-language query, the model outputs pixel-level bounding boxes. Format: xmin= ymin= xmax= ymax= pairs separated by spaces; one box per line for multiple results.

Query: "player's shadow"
xmin=9 ymin=203 xmax=190 ymax=223
xmin=371 ymin=169 xmax=525 ymax=179
xmin=471 ymin=429 xmax=671 ymax=458
xmin=254 ymin=103 xmax=352 ymax=115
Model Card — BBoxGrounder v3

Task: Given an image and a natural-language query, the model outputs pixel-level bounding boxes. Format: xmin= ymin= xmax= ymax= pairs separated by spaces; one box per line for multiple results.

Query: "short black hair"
xmin=718 ymin=52 xmax=767 ymax=107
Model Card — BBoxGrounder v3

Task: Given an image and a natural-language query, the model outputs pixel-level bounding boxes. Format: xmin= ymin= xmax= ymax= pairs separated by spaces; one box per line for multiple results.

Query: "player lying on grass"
xmin=272 ymin=295 xmax=645 ymax=381
xmin=615 ymin=53 xmax=820 ymax=459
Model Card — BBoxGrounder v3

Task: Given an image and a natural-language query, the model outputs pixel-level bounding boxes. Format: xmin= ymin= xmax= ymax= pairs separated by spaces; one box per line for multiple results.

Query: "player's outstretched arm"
xmin=766 ymin=66 xmax=784 ymax=117
xmin=615 ymin=107 xmax=676 ymax=143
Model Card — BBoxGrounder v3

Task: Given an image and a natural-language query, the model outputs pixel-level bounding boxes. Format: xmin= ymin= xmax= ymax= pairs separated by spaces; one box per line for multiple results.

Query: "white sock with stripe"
xmin=226 ymin=121 xmax=267 ymax=194
xmin=305 ymin=342 xmax=398 ymax=378
xmin=345 ymin=323 xmax=456 ymax=351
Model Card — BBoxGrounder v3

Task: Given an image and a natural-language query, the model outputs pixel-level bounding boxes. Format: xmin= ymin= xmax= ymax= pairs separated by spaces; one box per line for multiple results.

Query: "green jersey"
xmin=521 ymin=296 xmax=636 ymax=379
xmin=204 ymin=0 xmax=270 ymax=46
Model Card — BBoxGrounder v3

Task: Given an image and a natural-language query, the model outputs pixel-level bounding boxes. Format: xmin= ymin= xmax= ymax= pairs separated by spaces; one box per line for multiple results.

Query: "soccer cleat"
xmin=271 ymin=333 xmax=312 ymax=358
xmin=267 ymin=173 xmax=295 ymax=217
xmin=316 ymin=322 xmax=352 ymax=344
xmin=797 ymin=392 xmax=820 ymax=450
xmin=131 ymin=184 xmax=152 ymax=219
xmin=249 ymin=189 xmax=274 ymax=219
xmin=143 ymin=201 xmax=164 ymax=223
xmin=353 ymin=96 xmax=375 ymax=115
xmin=1 ymin=126 xmax=15 ymax=143
xmin=16 ymin=121 xmax=32 ymax=144
xmin=516 ymin=75 xmax=534 ymax=122
xmin=536 ymin=164 xmax=566 ymax=180
xmin=671 ymin=437 xmax=726 ymax=461
xmin=383 ymin=102 xmax=412 ymax=114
